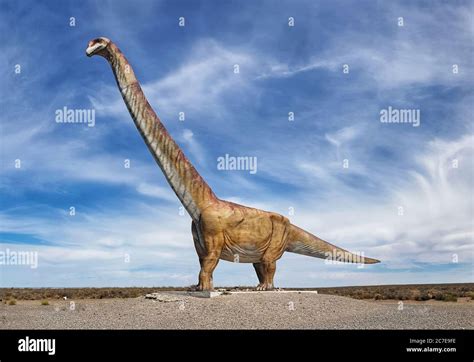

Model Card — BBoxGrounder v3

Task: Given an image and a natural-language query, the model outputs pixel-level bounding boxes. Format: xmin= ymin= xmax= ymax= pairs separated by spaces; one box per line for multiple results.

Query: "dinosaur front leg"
xmin=195 ymin=232 xmax=223 ymax=291
xmin=255 ymin=261 xmax=276 ymax=291
xmin=197 ymin=254 xmax=220 ymax=291
xmin=191 ymin=220 xmax=217 ymax=291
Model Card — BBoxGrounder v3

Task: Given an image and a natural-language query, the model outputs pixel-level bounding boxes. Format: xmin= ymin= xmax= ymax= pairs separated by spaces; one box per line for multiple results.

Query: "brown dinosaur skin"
xmin=86 ymin=38 xmax=380 ymax=291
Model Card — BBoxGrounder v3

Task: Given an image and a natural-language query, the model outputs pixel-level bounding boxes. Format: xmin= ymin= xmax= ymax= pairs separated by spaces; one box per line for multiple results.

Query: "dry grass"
xmin=0 ymin=283 xmax=471 ymax=301
xmin=310 ymin=283 xmax=472 ymax=301
xmin=0 ymin=287 xmax=188 ymax=301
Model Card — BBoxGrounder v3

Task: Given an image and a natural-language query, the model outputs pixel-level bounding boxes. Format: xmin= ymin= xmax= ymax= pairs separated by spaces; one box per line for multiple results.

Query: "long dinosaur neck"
xmin=104 ymin=43 xmax=217 ymax=220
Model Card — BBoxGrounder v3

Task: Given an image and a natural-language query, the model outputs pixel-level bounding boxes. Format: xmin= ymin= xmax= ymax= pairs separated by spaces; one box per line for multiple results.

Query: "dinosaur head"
xmin=86 ymin=37 xmax=111 ymax=57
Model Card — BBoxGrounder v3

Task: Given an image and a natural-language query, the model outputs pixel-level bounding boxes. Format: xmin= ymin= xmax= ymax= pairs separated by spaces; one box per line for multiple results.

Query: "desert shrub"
xmin=8 ymin=299 xmax=16 ymax=305
xmin=442 ymin=293 xmax=457 ymax=302
xmin=432 ymin=292 xmax=443 ymax=300
xmin=418 ymin=292 xmax=431 ymax=301
xmin=411 ymin=290 xmax=421 ymax=300
xmin=41 ymin=300 xmax=49 ymax=306
xmin=393 ymin=290 xmax=409 ymax=300
xmin=462 ymin=292 xmax=474 ymax=300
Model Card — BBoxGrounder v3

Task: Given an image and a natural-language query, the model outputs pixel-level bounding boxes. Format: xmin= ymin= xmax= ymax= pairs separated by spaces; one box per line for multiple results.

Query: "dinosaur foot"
xmin=189 ymin=284 xmax=214 ymax=292
xmin=256 ymin=283 xmax=274 ymax=291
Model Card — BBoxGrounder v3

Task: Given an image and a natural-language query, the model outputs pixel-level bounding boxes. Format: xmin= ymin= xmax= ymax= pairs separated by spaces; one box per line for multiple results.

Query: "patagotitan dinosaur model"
xmin=86 ymin=37 xmax=380 ymax=291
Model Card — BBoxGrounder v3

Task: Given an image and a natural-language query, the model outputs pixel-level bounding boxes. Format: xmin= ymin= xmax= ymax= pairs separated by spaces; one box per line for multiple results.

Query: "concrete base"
xmin=145 ymin=290 xmax=318 ymax=300
xmin=146 ymin=290 xmax=223 ymax=299
xmin=230 ymin=290 xmax=318 ymax=294
xmin=184 ymin=291 xmax=222 ymax=298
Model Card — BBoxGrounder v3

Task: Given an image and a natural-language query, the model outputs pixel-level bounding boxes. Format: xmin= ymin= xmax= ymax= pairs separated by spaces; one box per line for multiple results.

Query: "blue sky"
xmin=0 ymin=0 xmax=472 ymax=287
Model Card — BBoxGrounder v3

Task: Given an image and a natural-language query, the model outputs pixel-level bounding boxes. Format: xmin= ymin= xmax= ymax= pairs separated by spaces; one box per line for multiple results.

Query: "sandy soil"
xmin=1 ymin=292 xmax=472 ymax=329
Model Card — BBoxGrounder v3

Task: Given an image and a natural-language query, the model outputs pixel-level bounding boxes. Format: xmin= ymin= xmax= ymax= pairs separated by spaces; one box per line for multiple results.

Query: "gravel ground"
xmin=1 ymin=292 xmax=472 ymax=329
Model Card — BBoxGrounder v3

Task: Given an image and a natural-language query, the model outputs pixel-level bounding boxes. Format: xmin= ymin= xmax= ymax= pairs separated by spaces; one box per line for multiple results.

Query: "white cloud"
xmin=136 ymin=182 xmax=176 ymax=201
xmin=177 ymin=128 xmax=206 ymax=166
xmin=325 ymin=125 xmax=362 ymax=148
xmin=90 ymin=39 xmax=260 ymax=122
xmin=257 ymin=58 xmax=339 ymax=79
xmin=0 ymin=201 xmax=200 ymax=286
xmin=259 ymin=4 xmax=473 ymax=89
xmin=290 ymin=134 xmax=474 ymax=268
xmin=2 ymin=128 xmax=472 ymax=289
xmin=1 ymin=2 xmax=472 ymax=288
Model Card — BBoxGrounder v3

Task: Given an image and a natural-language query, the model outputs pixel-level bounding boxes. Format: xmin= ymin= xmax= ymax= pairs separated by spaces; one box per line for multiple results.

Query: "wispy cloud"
xmin=136 ymin=182 xmax=176 ymax=201
xmin=258 ymin=2 xmax=473 ymax=89
xmin=90 ymin=39 xmax=261 ymax=122
xmin=290 ymin=134 xmax=474 ymax=268
xmin=1 ymin=0 xmax=472 ymax=287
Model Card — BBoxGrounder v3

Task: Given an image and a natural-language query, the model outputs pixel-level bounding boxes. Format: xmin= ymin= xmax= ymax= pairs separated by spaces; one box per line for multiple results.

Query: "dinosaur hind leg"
xmin=253 ymin=262 xmax=265 ymax=284
xmin=254 ymin=261 xmax=276 ymax=291
xmin=253 ymin=214 xmax=288 ymax=291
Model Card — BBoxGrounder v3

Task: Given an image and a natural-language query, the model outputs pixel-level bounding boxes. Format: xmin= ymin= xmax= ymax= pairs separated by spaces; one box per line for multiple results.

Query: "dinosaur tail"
xmin=286 ymin=224 xmax=380 ymax=264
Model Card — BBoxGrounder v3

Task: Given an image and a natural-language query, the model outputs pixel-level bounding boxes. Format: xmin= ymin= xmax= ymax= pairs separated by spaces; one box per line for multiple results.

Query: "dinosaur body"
xmin=86 ymin=37 xmax=380 ymax=291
